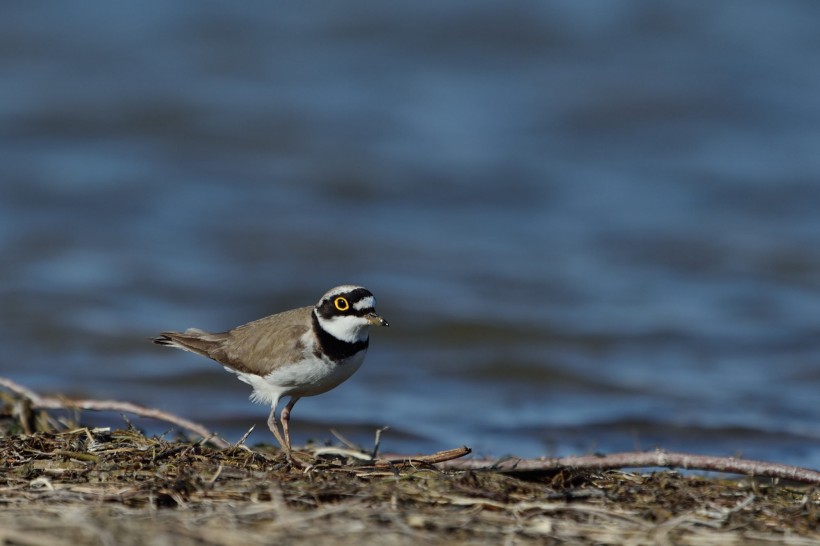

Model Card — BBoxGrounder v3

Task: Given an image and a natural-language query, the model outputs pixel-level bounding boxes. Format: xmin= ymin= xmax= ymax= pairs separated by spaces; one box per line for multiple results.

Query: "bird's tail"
xmin=153 ymin=328 xmax=228 ymax=358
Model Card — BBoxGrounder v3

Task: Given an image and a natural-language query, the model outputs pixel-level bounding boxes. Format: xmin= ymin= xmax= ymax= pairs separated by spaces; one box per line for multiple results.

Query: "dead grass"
xmin=0 ymin=425 xmax=819 ymax=546
xmin=1 ymin=389 xmax=820 ymax=545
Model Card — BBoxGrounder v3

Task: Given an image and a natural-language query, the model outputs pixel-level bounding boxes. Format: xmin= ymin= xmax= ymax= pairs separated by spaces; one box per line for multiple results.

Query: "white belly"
xmin=229 ymin=349 xmax=367 ymax=407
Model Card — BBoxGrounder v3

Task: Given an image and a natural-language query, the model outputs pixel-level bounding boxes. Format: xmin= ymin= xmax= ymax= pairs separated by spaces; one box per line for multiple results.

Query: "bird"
xmin=153 ymin=285 xmax=388 ymax=460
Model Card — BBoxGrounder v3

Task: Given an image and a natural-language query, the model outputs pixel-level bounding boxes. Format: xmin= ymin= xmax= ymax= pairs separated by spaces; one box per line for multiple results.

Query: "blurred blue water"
xmin=2 ymin=1 xmax=820 ymax=467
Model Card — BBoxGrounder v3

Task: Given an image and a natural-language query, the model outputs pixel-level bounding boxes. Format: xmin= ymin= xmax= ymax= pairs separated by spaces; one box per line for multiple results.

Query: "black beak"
xmin=367 ymin=312 xmax=389 ymax=327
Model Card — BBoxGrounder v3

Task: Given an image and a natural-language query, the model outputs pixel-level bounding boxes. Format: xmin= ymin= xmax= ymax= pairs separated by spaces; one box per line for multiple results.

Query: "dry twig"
xmin=445 ymin=450 xmax=820 ymax=484
xmin=372 ymin=446 xmax=472 ymax=469
xmin=0 ymin=375 xmax=229 ymax=448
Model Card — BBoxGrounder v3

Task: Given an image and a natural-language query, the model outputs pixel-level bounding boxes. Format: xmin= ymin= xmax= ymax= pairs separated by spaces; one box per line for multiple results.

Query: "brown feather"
xmin=154 ymin=306 xmax=314 ymax=376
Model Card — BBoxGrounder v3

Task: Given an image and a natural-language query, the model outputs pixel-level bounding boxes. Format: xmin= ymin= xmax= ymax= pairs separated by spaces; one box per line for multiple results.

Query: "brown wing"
xmin=209 ymin=306 xmax=314 ymax=376
xmin=154 ymin=329 xmax=229 ymax=358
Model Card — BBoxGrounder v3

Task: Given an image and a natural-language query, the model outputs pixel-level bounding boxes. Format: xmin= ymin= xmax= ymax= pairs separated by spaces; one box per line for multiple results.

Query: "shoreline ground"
xmin=1 ymin=425 xmax=818 ymax=545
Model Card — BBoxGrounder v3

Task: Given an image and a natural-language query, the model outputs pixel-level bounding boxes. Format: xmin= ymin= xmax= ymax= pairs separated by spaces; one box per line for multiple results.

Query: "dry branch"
xmin=0 ymin=375 xmax=230 ymax=448
xmin=445 ymin=450 xmax=820 ymax=484
xmin=372 ymin=446 xmax=472 ymax=468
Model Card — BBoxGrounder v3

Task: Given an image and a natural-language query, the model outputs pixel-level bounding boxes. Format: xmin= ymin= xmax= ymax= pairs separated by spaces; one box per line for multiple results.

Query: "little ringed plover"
xmin=153 ymin=285 xmax=388 ymax=458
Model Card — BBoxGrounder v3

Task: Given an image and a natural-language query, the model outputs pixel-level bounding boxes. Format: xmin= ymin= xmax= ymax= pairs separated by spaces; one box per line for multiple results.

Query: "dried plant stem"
xmin=445 ymin=450 xmax=820 ymax=484
xmin=0 ymin=375 xmax=230 ymax=449
xmin=372 ymin=446 xmax=472 ymax=468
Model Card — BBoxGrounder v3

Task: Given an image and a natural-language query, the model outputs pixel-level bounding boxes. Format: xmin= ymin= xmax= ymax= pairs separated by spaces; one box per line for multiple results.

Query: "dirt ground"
xmin=1 ymin=424 xmax=819 ymax=546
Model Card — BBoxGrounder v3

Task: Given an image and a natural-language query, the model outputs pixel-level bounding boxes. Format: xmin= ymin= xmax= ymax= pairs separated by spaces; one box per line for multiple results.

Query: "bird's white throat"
xmin=315 ymin=313 xmax=370 ymax=344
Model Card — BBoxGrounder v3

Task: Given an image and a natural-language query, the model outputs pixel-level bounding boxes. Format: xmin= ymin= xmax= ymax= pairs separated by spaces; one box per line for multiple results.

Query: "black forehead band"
xmin=317 ymin=288 xmax=375 ymax=318
xmin=327 ymin=288 xmax=373 ymax=306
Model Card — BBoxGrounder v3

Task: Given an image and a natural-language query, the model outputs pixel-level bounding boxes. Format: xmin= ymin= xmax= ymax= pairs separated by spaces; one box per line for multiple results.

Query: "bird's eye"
xmin=334 ymin=297 xmax=350 ymax=311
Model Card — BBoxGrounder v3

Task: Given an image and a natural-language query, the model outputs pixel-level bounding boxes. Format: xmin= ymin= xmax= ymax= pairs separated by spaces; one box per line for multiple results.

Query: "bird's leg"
xmin=267 ymin=406 xmax=289 ymax=458
xmin=280 ymin=397 xmax=301 ymax=456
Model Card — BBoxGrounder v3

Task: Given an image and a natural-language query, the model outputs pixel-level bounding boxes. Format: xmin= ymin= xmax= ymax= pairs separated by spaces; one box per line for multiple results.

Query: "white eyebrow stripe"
xmin=353 ymin=296 xmax=375 ymax=311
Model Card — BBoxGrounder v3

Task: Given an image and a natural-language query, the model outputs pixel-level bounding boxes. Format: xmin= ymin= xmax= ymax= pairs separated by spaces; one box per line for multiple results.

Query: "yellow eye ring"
xmin=334 ymin=297 xmax=350 ymax=311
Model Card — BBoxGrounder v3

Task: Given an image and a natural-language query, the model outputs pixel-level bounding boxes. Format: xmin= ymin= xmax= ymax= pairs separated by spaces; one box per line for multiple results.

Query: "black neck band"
xmin=312 ymin=312 xmax=369 ymax=362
